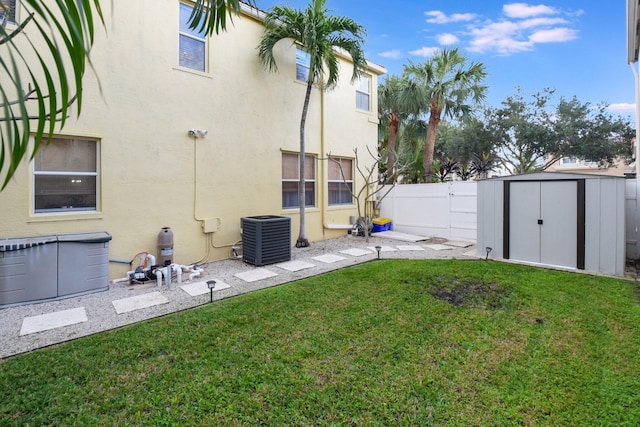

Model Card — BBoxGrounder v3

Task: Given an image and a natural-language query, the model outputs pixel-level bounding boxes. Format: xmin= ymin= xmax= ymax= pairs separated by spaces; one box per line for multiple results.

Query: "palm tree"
xmin=257 ymin=0 xmax=367 ymax=248
xmin=378 ymin=74 xmax=413 ymax=184
xmin=403 ymin=48 xmax=487 ymax=181
xmin=0 ymin=0 xmax=104 ymax=189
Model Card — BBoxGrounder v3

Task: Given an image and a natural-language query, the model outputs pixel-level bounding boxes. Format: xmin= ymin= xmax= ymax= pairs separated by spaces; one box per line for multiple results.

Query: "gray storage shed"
xmin=477 ymin=172 xmax=625 ymax=276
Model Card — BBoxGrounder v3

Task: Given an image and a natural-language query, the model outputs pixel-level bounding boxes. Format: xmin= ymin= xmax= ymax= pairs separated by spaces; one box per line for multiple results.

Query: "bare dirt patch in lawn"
xmin=429 ymin=280 xmax=508 ymax=309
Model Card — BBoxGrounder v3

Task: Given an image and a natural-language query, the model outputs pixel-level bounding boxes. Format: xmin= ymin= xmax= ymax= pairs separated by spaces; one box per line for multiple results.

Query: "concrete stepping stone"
xmin=424 ymin=244 xmax=453 ymax=251
xmin=463 ymin=250 xmax=478 ymax=257
xmin=234 ymin=268 xmax=278 ymax=283
xmin=112 ymin=292 xmax=169 ymax=314
xmin=367 ymin=246 xmax=398 ymax=252
xmin=312 ymin=254 xmax=347 ymax=264
xmin=371 ymin=231 xmax=428 ymax=242
xmin=20 ymin=307 xmax=88 ymax=336
xmin=180 ymin=280 xmax=231 ymax=296
xmin=275 ymin=260 xmax=316 ymax=272
xmin=445 ymin=241 xmax=474 ymax=248
xmin=340 ymin=248 xmax=373 ymax=257
xmin=397 ymin=245 xmax=425 ymax=251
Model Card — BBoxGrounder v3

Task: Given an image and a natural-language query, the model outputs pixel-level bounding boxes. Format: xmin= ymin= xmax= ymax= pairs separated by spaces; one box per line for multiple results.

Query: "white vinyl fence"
xmin=379 ymin=179 xmax=640 ymax=260
xmin=378 ymin=182 xmax=478 ymax=242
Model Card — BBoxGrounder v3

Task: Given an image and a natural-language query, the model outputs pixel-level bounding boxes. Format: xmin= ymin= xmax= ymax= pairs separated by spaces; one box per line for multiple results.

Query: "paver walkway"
xmin=1 ymin=236 xmax=477 ymax=358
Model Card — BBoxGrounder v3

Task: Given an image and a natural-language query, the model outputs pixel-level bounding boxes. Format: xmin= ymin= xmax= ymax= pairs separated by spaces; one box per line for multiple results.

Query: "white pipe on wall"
xmin=631 ymin=63 xmax=640 ymax=176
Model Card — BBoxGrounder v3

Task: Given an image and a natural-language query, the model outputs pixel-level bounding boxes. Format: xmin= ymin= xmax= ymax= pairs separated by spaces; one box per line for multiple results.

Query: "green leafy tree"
xmin=486 ymin=88 xmax=634 ymax=174
xmin=0 ymin=0 xmax=104 ymax=189
xmin=257 ymin=0 xmax=366 ymax=247
xmin=485 ymin=88 xmax=557 ymax=174
xmin=551 ymin=97 xmax=634 ymax=167
xmin=403 ymin=48 xmax=487 ymax=181
xmin=438 ymin=118 xmax=494 ymax=164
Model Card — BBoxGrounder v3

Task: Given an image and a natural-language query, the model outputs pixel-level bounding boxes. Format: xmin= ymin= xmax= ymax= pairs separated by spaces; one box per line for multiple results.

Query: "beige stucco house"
xmin=544 ymin=156 xmax=635 ymax=177
xmin=0 ymin=1 xmax=386 ymax=279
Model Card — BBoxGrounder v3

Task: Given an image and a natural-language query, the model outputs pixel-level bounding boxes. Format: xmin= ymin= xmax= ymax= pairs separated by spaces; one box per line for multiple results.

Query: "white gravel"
xmin=0 ymin=235 xmax=477 ymax=359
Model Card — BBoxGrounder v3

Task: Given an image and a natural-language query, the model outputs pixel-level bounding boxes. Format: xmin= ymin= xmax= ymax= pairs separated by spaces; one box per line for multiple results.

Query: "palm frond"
xmin=0 ymin=0 xmax=104 ymax=189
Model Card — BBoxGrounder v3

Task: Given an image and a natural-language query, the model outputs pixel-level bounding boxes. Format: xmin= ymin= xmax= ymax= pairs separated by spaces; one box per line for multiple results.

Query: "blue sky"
xmin=256 ymin=0 xmax=635 ymax=118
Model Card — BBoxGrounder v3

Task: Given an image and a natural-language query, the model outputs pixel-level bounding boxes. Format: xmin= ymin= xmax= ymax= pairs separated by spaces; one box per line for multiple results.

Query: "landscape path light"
xmin=207 ymin=280 xmax=216 ymax=303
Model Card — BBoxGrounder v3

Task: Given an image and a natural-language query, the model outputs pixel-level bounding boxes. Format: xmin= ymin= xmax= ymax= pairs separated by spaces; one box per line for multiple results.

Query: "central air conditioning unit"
xmin=241 ymin=215 xmax=291 ymax=266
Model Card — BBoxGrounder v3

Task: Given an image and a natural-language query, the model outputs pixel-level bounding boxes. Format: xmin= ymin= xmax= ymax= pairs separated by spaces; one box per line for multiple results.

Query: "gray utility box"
xmin=242 ymin=216 xmax=291 ymax=266
xmin=0 ymin=235 xmax=58 ymax=306
xmin=0 ymin=232 xmax=112 ymax=308
xmin=57 ymin=232 xmax=112 ymax=296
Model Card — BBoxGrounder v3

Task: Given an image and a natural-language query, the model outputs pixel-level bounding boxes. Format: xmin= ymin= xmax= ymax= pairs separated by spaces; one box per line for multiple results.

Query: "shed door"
xmin=509 ymin=181 xmax=577 ymax=268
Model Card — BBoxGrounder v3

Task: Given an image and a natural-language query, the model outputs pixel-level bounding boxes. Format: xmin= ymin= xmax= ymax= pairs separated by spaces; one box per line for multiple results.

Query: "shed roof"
xmin=484 ymin=172 xmax=625 ymax=182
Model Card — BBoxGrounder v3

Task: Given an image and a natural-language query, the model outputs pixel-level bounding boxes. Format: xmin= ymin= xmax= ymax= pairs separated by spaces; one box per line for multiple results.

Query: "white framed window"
xmin=0 ymin=0 xmax=16 ymax=23
xmin=560 ymin=157 xmax=577 ymax=165
xmin=179 ymin=2 xmax=207 ymax=72
xmin=282 ymin=152 xmax=315 ymax=209
xmin=296 ymin=48 xmax=310 ymax=82
xmin=33 ymin=137 xmax=98 ymax=213
xmin=328 ymin=157 xmax=353 ymax=206
xmin=356 ymin=75 xmax=371 ymax=111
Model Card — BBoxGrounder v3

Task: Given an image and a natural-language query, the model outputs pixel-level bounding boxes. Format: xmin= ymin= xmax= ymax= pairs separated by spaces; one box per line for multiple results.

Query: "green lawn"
xmin=2 ymin=260 xmax=640 ymax=426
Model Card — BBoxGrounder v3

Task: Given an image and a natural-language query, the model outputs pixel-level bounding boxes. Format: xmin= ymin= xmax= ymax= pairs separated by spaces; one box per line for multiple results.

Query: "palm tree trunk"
xmin=386 ymin=112 xmax=399 ymax=184
xmin=296 ymin=81 xmax=313 ymax=248
xmin=423 ymin=107 xmax=441 ymax=182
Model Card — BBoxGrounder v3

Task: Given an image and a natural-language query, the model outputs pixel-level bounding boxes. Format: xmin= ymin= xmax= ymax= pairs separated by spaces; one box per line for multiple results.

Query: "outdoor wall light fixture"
xmin=188 ymin=128 xmax=208 ymax=138
xmin=207 ymin=280 xmax=216 ymax=302
xmin=485 ymin=247 xmax=492 ymax=260
xmin=375 ymin=245 xmax=382 ymax=259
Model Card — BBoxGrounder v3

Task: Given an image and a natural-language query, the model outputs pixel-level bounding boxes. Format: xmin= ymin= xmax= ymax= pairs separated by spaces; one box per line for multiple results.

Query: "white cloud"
xmin=425 ymin=10 xmax=476 ymax=24
xmin=378 ymin=49 xmax=403 ymax=60
xmin=519 ymin=17 xmax=568 ymax=29
xmin=503 ymin=3 xmax=558 ymax=18
xmin=608 ymin=103 xmax=636 ymax=114
xmin=438 ymin=33 xmax=460 ymax=45
xmin=409 ymin=46 xmax=440 ymax=58
xmin=417 ymin=3 xmax=580 ymax=56
xmin=467 ymin=8 xmax=578 ymax=54
xmin=528 ymin=27 xmax=578 ymax=43
xmin=468 ymin=21 xmax=535 ymax=54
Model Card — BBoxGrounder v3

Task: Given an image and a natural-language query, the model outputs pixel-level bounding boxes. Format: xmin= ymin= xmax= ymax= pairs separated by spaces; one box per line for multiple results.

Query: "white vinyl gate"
xmin=378 ymin=182 xmax=477 ymax=242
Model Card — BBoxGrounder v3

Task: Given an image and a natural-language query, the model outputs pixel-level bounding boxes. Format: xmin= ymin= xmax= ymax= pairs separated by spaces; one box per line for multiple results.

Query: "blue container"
xmin=372 ymin=222 xmax=392 ymax=233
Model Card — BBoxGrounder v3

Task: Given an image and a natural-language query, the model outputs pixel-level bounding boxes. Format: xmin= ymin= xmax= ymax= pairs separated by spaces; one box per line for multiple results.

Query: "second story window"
xmin=296 ymin=48 xmax=310 ymax=82
xmin=0 ymin=0 xmax=16 ymax=23
xmin=356 ymin=75 xmax=371 ymax=111
xmin=179 ymin=2 xmax=206 ymax=72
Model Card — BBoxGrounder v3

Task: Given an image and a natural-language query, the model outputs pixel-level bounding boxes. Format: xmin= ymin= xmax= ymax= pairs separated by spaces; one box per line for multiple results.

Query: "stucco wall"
xmin=0 ymin=1 xmax=384 ymax=279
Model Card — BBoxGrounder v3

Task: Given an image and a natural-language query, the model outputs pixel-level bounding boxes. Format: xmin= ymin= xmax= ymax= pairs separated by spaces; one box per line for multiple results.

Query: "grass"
xmin=2 ymin=259 xmax=640 ymax=426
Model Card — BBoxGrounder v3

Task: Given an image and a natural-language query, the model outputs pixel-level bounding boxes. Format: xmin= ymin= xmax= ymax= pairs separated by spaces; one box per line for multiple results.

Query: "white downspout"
xmin=632 ymin=63 xmax=640 ymax=173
